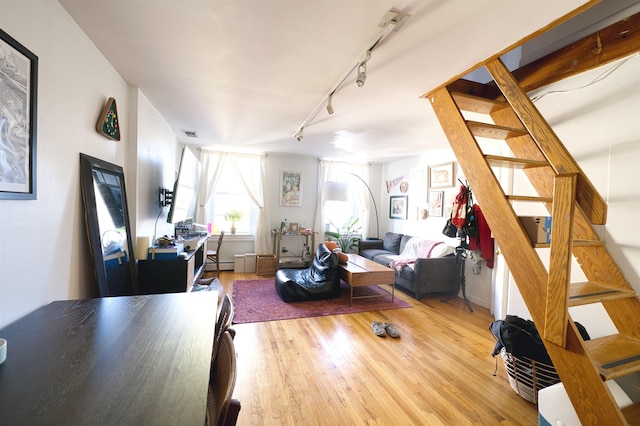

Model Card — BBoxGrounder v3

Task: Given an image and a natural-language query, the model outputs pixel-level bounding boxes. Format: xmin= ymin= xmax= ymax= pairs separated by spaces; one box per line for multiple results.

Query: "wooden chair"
xmin=206 ymin=330 xmax=241 ymax=426
xmin=215 ymin=294 xmax=235 ymax=348
xmin=207 ymin=231 xmax=225 ymax=277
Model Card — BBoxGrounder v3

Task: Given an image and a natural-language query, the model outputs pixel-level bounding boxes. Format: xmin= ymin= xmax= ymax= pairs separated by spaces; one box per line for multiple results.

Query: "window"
xmin=203 ymin=165 xmax=258 ymax=234
xmin=324 ymin=199 xmax=353 ymax=233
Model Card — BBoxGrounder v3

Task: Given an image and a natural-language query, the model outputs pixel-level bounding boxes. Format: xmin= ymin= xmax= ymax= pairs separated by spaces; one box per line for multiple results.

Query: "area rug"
xmin=231 ymin=279 xmax=411 ymax=324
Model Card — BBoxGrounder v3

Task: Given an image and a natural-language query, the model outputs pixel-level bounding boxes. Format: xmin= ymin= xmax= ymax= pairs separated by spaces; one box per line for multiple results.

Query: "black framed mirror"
xmin=80 ymin=153 xmax=137 ymax=296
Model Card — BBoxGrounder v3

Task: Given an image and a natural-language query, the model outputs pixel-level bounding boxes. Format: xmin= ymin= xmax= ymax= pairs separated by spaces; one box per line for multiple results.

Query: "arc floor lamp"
xmin=323 ymin=173 xmax=379 ymax=239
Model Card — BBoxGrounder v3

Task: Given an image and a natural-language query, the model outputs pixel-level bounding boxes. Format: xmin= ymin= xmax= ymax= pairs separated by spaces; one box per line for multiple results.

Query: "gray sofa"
xmin=358 ymin=232 xmax=460 ymax=300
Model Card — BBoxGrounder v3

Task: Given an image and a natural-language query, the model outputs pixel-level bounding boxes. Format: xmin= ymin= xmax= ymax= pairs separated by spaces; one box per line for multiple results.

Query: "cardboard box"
xmin=148 ymin=243 xmax=184 ymax=260
xmin=519 ymin=216 xmax=552 ymax=244
xmin=234 ymin=255 xmax=245 ymax=273
xmin=244 ymin=253 xmax=257 ymax=273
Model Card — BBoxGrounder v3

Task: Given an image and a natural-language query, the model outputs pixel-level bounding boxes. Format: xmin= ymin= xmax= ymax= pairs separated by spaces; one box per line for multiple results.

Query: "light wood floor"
xmin=213 ymin=271 xmax=537 ymax=425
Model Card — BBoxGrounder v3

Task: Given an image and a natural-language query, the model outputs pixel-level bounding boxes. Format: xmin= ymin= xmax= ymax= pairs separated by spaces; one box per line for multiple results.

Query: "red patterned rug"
xmin=231 ymin=279 xmax=411 ymax=324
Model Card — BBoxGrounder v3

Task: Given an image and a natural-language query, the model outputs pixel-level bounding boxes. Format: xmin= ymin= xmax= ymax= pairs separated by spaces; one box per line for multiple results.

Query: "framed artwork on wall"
xmin=389 ymin=195 xmax=408 ymax=220
xmin=429 ymin=162 xmax=454 ymax=189
xmin=280 ymin=170 xmax=302 ymax=207
xmin=0 ymin=29 xmax=38 ymax=200
xmin=428 ymin=191 xmax=444 ymax=217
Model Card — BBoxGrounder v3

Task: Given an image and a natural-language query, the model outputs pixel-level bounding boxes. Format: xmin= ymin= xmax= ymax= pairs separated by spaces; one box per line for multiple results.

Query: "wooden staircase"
xmin=426 ymin=58 xmax=640 ymax=424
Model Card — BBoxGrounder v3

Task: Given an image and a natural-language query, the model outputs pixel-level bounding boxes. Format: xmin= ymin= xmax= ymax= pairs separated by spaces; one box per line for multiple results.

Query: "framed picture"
xmin=428 ymin=191 xmax=444 ymax=217
xmin=279 ymin=170 xmax=302 ymax=207
xmin=429 ymin=162 xmax=454 ymax=189
xmin=389 ymin=195 xmax=408 ymax=220
xmin=289 ymin=222 xmax=299 ymax=234
xmin=0 ymin=29 xmax=38 ymax=199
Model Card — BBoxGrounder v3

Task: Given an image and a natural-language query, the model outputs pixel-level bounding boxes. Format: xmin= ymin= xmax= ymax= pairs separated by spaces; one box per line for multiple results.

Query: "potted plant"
xmin=324 ymin=217 xmax=362 ymax=253
xmin=224 ymin=209 xmax=244 ymax=234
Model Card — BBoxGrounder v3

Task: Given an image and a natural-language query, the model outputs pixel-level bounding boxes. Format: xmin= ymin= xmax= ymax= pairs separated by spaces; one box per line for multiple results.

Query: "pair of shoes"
xmin=371 ymin=321 xmax=387 ymax=337
xmin=371 ymin=321 xmax=401 ymax=338
xmin=383 ymin=322 xmax=400 ymax=338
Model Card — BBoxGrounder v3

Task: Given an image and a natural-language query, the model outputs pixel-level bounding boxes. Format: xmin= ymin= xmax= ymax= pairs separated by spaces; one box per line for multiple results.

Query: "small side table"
xmin=271 ymin=230 xmax=316 ymax=269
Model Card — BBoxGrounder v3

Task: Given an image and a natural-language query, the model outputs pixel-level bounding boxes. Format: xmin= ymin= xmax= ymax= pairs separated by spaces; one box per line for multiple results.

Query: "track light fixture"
xmin=326 ymin=94 xmax=334 ymax=114
xmin=356 ymin=50 xmax=371 ymax=88
xmin=356 ymin=62 xmax=367 ymax=87
xmin=293 ymin=9 xmax=404 ymax=141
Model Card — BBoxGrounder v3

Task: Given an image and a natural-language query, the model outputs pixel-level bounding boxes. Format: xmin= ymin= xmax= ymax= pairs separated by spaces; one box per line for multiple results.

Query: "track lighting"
xmin=326 ymin=94 xmax=334 ymax=114
xmin=293 ymin=9 xmax=404 ymax=140
xmin=356 ymin=62 xmax=367 ymax=87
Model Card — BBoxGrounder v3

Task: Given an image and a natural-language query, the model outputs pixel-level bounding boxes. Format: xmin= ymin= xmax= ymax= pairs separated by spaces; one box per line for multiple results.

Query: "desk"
xmin=0 ymin=292 xmax=217 ymax=425
xmin=339 ymin=254 xmax=395 ymax=304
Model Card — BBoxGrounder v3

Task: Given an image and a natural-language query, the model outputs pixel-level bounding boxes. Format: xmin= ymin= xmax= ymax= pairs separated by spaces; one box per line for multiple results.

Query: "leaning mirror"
xmin=80 ymin=153 xmax=136 ymax=296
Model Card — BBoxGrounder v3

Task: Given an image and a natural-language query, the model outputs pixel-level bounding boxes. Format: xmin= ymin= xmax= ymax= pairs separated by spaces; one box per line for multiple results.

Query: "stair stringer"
xmin=428 ymin=86 xmax=629 ymax=424
xmin=487 ymin=77 xmax=640 ymax=341
xmin=484 ymin=59 xmax=607 ymax=225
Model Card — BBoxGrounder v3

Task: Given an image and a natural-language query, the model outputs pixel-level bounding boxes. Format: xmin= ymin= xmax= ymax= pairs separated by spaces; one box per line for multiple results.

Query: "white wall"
xmin=0 ymin=2 xmax=179 ymax=329
xmin=266 ymin=154 xmax=319 ymax=233
xmin=382 ymin=152 xmax=494 ymax=309
xmin=132 ymin=89 xmax=177 ymax=244
xmin=0 ymin=0 xmax=131 ymax=327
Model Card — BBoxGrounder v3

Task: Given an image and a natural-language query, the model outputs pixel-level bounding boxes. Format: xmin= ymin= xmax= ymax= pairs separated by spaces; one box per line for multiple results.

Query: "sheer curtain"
xmin=197 ymin=150 xmax=270 ymax=254
xmin=196 ymin=150 xmax=227 ymax=224
xmin=229 ymin=155 xmax=270 ymax=254
xmin=314 ymin=160 xmax=371 ymax=239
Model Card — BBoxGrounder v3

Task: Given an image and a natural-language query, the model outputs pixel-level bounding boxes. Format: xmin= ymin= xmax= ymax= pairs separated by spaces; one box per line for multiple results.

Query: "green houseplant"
xmin=224 ymin=209 xmax=244 ymax=234
xmin=324 ymin=217 xmax=362 ymax=253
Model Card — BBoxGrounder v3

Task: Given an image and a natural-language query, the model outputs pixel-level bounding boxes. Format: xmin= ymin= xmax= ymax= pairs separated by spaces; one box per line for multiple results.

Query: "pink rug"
xmin=231 ymin=279 xmax=411 ymax=324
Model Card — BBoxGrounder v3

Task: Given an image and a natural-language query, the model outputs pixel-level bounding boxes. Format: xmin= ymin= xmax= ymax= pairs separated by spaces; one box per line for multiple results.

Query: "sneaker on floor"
xmin=371 ymin=321 xmax=387 ymax=337
xmin=383 ymin=322 xmax=400 ymax=338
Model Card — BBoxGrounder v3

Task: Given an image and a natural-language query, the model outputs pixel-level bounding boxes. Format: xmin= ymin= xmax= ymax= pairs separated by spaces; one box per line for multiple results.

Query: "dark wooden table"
xmin=0 ymin=292 xmax=217 ymax=425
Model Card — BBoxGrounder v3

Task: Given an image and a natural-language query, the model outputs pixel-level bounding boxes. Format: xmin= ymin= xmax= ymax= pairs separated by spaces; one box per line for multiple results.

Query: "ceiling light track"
xmin=293 ymin=9 xmax=403 ymax=141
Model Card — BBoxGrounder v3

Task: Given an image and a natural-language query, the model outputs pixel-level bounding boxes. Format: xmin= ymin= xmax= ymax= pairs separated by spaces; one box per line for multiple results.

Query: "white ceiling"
xmin=58 ymin=0 xmax=595 ymax=163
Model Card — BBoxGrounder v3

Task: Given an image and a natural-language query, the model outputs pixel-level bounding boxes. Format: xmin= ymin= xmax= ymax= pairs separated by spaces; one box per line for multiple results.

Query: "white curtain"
xmin=197 ymin=150 xmax=269 ymax=254
xmin=196 ymin=150 xmax=227 ymax=224
xmin=229 ymin=155 xmax=270 ymax=254
xmin=314 ymin=160 xmax=371 ymax=239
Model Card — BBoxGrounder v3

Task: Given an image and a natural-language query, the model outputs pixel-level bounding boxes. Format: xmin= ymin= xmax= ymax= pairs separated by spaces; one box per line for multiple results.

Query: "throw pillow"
xmin=324 ymin=241 xmax=338 ymax=252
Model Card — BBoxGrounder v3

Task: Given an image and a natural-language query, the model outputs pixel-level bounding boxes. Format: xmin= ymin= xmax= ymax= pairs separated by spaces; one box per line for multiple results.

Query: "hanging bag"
xmin=442 ymin=215 xmax=457 ymax=238
xmin=464 ymin=191 xmax=479 ymax=238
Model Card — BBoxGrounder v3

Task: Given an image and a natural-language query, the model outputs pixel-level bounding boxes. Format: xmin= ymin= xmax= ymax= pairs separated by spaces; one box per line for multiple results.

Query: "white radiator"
xmin=205 ymin=234 xmax=256 ymax=271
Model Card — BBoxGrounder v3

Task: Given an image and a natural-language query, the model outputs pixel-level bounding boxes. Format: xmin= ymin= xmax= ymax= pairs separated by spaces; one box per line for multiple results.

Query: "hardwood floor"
xmin=213 ymin=271 xmax=538 ymax=425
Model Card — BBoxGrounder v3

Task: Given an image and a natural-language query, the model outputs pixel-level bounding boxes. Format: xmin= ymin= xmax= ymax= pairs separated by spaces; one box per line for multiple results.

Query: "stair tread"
xmin=506 ymin=195 xmax=553 ymax=203
xmin=533 ymin=239 xmax=605 ymax=248
xmin=467 ymin=121 xmax=528 ymax=140
xmin=569 ymin=282 xmax=638 ymax=307
xmin=584 ymin=334 xmax=640 ymax=380
xmin=451 ymin=92 xmax=508 ymax=114
xmin=485 ymin=155 xmax=549 ymax=169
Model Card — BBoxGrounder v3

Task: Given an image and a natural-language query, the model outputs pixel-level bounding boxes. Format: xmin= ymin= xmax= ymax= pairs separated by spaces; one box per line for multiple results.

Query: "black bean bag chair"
xmin=275 ymin=243 xmax=341 ymax=302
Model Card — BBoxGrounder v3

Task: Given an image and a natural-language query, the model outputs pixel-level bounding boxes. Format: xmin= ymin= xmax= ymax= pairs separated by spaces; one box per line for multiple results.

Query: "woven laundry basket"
xmin=500 ymin=348 xmax=560 ymax=404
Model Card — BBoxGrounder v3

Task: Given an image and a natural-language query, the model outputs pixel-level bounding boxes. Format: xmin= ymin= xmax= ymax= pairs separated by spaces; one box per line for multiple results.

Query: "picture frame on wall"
xmin=279 ymin=170 xmax=302 ymax=207
xmin=0 ymin=29 xmax=38 ymax=200
xmin=428 ymin=162 xmax=454 ymax=189
xmin=428 ymin=191 xmax=444 ymax=217
xmin=389 ymin=195 xmax=408 ymax=220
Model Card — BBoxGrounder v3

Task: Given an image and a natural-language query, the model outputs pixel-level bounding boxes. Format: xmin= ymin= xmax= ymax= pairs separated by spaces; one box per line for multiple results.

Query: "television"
xmin=166 ymin=146 xmax=202 ymax=224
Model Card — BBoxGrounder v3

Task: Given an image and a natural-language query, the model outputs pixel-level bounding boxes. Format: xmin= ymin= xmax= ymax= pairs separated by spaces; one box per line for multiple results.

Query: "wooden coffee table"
xmin=339 ymin=253 xmax=396 ymax=304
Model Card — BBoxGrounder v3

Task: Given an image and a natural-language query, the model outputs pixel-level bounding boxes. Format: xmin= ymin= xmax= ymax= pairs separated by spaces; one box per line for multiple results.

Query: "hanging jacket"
xmin=467 ymin=204 xmax=494 ymax=268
